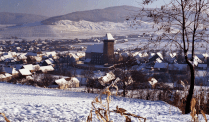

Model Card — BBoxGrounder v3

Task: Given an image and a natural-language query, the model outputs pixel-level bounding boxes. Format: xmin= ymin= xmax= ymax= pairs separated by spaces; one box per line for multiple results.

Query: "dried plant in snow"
xmin=0 ymin=113 xmax=10 ymax=122
xmin=190 ymin=97 xmax=207 ymax=122
xmin=87 ymin=78 xmax=146 ymax=122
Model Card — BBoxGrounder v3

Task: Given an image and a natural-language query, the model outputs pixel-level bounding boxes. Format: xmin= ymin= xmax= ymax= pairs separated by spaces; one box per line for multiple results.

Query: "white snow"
xmin=44 ymin=59 xmax=53 ymax=65
xmin=0 ymin=74 xmax=6 ymax=79
xmin=86 ymin=44 xmax=103 ymax=53
xmin=39 ymin=65 xmax=54 ymax=73
xmin=22 ymin=64 xmax=34 ymax=71
xmin=0 ymin=20 xmax=162 ymax=39
xmin=55 ymin=77 xmax=79 ymax=88
xmin=104 ymin=33 xmax=114 ymax=40
xmin=1 ymin=82 xmax=208 ymax=121
xmin=19 ymin=69 xmax=32 ymax=76
xmin=4 ymin=73 xmax=12 ymax=78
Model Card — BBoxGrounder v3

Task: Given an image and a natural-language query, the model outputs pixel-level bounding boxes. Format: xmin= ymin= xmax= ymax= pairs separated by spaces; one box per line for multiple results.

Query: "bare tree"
xmin=26 ymin=56 xmax=36 ymax=64
xmin=113 ymin=54 xmax=136 ymax=97
xmin=41 ymin=73 xmax=54 ymax=87
xmin=82 ymin=64 xmax=95 ymax=93
xmin=131 ymin=0 xmax=209 ymax=113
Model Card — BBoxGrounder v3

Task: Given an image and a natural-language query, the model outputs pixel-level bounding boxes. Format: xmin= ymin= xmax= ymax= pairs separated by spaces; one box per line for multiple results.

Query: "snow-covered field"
xmin=0 ymin=82 xmax=209 ymax=122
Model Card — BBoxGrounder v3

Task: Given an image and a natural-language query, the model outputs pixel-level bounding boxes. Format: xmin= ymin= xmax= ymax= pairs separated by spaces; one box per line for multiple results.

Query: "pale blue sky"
xmin=0 ymin=0 xmax=166 ymax=17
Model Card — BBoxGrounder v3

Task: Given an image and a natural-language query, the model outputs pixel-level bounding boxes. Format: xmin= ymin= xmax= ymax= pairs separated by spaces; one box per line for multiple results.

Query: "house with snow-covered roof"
xmin=22 ymin=64 xmax=34 ymax=71
xmin=168 ymin=64 xmax=189 ymax=74
xmin=39 ymin=65 xmax=54 ymax=73
xmin=0 ymin=74 xmax=6 ymax=81
xmin=154 ymin=63 xmax=168 ymax=72
xmin=3 ymin=67 xmax=19 ymax=76
xmin=198 ymin=64 xmax=207 ymax=70
xmin=26 ymin=52 xmax=37 ymax=56
xmin=85 ymin=33 xmax=115 ymax=65
xmin=148 ymin=52 xmax=164 ymax=63
xmin=19 ymin=69 xmax=32 ymax=78
xmin=42 ymin=58 xmax=54 ymax=66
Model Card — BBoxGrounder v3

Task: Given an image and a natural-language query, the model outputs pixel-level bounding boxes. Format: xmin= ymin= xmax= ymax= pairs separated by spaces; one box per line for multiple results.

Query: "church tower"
xmin=103 ymin=33 xmax=115 ymax=64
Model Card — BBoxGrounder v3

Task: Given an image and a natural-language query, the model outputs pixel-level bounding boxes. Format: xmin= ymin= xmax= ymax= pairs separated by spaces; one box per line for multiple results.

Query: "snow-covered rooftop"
xmin=40 ymin=65 xmax=54 ymax=73
xmin=154 ymin=63 xmax=168 ymax=69
xmin=26 ymin=52 xmax=37 ymax=56
xmin=19 ymin=69 xmax=32 ymax=76
xmin=5 ymin=73 xmax=12 ymax=78
xmin=55 ymin=78 xmax=67 ymax=85
xmin=23 ymin=64 xmax=34 ymax=71
xmin=71 ymin=77 xmax=79 ymax=83
xmin=86 ymin=44 xmax=103 ymax=53
xmin=198 ymin=64 xmax=207 ymax=68
xmin=168 ymin=64 xmax=188 ymax=71
xmin=84 ymin=58 xmax=91 ymax=63
xmin=3 ymin=67 xmax=18 ymax=74
xmin=103 ymin=33 xmax=114 ymax=40
xmin=0 ymin=74 xmax=6 ymax=79
xmin=45 ymin=59 xmax=53 ymax=65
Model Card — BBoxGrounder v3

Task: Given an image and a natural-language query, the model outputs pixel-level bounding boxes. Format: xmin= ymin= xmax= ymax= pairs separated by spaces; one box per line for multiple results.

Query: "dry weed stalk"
xmin=190 ymin=97 xmax=208 ymax=122
xmin=191 ymin=98 xmax=198 ymax=121
xmin=113 ymin=106 xmax=146 ymax=122
xmin=201 ymin=110 xmax=207 ymax=122
xmin=0 ymin=113 xmax=10 ymax=122
xmin=87 ymin=78 xmax=146 ymax=122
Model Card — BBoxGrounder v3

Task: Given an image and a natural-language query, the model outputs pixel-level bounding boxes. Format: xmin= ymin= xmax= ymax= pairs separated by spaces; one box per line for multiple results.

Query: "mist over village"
xmin=0 ymin=0 xmax=209 ymax=121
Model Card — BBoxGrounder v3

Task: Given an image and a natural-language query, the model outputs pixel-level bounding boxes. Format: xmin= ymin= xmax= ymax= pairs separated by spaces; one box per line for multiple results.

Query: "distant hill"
xmin=41 ymin=5 xmax=141 ymax=25
xmin=0 ymin=12 xmax=48 ymax=25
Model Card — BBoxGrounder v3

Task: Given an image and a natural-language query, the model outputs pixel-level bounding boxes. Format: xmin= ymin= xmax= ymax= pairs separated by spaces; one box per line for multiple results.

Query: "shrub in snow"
xmin=86 ymin=78 xmax=104 ymax=93
xmin=41 ymin=74 xmax=55 ymax=87
xmin=173 ymin=80 xmax=185 ymax=90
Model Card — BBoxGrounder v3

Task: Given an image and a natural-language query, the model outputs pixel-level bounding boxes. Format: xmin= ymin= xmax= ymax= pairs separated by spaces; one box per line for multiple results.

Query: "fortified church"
xmin=85 ymin=33 xmax=115 ymax=65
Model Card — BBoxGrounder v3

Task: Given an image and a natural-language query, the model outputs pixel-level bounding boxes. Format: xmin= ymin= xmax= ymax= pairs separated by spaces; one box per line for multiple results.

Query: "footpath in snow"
xmin=0 ymin=82 xmax=208 ymax=122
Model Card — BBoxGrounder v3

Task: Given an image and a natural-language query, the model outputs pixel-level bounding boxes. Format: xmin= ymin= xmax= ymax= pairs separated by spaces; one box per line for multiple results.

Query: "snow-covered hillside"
xmin=54 ymin=20 xmax=153 ymax=31
xmin=0 ymin=82 xmax=208 ymax=121
xmin=0 ymin=20 xmax=166 ymax=39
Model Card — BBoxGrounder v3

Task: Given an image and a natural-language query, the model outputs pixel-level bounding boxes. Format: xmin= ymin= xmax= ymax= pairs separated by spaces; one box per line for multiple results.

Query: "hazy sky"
xmin=0 ymin=0 xmax=165 ymax=17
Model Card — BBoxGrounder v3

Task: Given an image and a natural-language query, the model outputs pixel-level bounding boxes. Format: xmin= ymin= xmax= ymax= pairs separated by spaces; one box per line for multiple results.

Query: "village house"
xmin=0 ymin=73 xmax=12 ymax=81
xmin=18 ymin=69 xmax=32 ymax=79
xmin=168 ymin=64 xmax=189 ymax=74
xmin=154 ymin=63 xmax=168 ymax=72
xmin=3 ymin=67 xmax=19 ymax=77
xmin=42 ymin=58 xmax=54 ymax=66
xmin=39 ymin=65 xmax=54 ymax=73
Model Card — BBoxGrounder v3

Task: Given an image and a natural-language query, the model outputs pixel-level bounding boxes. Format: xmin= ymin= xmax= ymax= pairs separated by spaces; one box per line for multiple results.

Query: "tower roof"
xmin=103 ymin=33 xmax=114 ymax=40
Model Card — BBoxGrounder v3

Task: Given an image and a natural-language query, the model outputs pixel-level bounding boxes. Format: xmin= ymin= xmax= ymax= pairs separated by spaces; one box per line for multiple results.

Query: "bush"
xmin=86 ymin=78 xmax=104 ymax=93
xmin=41 ymin=74 xmax=54 ymax=87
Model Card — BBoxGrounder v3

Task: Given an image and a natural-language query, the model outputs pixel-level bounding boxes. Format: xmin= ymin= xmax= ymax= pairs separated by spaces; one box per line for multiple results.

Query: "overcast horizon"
xmin=0 ymin=0 xmax=167 ymax=17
